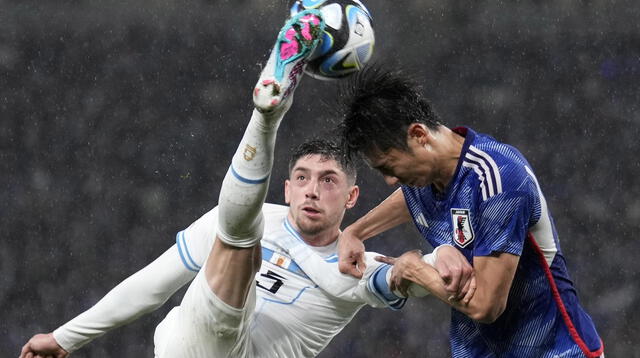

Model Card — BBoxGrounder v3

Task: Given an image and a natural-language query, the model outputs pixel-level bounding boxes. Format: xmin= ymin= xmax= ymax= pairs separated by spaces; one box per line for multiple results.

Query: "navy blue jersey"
xmin=402 ymin=127 xmax=603 ymax=357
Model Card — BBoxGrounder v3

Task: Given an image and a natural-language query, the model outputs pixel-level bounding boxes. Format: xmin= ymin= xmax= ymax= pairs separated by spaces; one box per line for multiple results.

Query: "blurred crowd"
xmin=3 ymin=0 xmax=638 ymax=356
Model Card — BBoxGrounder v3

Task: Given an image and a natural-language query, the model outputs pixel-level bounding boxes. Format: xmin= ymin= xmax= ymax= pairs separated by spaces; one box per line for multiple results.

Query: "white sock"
xmin=216 ymin=108 xmax=286 ymax=248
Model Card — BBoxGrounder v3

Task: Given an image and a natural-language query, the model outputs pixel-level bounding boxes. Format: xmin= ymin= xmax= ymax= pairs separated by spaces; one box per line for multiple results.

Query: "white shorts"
xmin=154 ymin=270 xmax=256 ymax=358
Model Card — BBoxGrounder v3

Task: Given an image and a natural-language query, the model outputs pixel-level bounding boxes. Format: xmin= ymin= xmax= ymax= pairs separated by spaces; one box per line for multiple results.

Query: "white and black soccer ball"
xmin=289 ymin=0 xmax=375 ymax=80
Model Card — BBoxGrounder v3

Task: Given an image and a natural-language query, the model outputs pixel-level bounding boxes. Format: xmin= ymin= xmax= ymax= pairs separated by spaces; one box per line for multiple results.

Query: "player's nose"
xmin=305 ymin=179 xmax=320 ymax=198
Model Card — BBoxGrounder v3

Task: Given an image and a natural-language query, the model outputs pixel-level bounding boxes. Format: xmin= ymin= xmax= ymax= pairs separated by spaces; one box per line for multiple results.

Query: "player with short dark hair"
xmin=339 ymin=68 xmax=441 ymax=156
xmin=337 ymin=66 xmax=604 ymax=358
xmin=288 ymin=138 xmax=357 ymax=182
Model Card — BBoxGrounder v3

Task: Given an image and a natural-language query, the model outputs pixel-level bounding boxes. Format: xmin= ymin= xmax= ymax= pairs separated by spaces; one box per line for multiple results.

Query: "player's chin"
xmin=297 ymin=220 xmax=326 ymax=236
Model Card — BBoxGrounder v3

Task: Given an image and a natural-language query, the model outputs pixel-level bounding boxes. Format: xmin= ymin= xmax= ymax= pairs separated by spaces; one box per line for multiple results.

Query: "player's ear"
xmin=407 ymin=123 xmax=429 ymax=146
xmin=345 ymin=185 xmax=359 ymax=209
xmin=284 ymin=179 xmax=291 ymax=204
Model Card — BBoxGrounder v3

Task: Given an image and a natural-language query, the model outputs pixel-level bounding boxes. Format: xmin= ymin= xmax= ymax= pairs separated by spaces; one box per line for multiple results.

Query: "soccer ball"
xmin=289 ymin=0 xmax=375 ymax=80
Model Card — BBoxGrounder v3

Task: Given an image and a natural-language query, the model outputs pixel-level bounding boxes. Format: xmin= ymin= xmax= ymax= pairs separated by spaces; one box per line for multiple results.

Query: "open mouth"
xmin=302 ymin=206 xmax=321 ymax=215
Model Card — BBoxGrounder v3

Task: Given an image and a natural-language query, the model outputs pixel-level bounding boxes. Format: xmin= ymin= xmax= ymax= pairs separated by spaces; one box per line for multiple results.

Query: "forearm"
xmin=460 ymin=253 xmax=518 ymax=323
xmin=404 ymin=253 xmax=517 ymax=323
xmin=346 ymin=188 xmax=411 ymax=241
xmin=53 ymin=245 xmax=194 ymax=352
xmin=397 ymin=258 xmax=448 ymax=298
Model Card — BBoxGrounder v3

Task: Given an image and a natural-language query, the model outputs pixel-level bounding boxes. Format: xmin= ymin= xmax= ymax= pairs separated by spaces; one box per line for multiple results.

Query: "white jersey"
xmin=167 ymin=203 xmax=404 ymax=357
xmin=52 ymin=203 xmax=405 ymax=357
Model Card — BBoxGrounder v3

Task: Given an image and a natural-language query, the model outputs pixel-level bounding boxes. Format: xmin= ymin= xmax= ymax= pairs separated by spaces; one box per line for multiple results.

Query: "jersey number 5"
xmin=256 ymin=270 xmax=285 ymax=294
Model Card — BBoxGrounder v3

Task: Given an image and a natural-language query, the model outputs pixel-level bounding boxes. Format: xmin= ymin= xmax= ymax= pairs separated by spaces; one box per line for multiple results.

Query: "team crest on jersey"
xmin=451 ymin=209 xmax=474 ymax=248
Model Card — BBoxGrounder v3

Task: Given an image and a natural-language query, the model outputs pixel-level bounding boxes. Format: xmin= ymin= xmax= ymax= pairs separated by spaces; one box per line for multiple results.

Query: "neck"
xmin=301 ymin=231 xmax=339 ymax=247
xmin=286 ymin=215 xmax=340 ymax=247
xmin=432 ymin=127 xmax=465 ymax=192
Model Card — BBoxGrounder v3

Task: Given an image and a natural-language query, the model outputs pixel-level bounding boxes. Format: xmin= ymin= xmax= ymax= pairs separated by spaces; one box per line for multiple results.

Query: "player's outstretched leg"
xmin=253 ymin=9 xmax=325 ymax=114
xmin=215 ymin=9 xmax=325 ymax=251
xmin=158 ymin=11 xmax=326 ymax=358
xmin=203 ymin=10 xmax=326 ymax=313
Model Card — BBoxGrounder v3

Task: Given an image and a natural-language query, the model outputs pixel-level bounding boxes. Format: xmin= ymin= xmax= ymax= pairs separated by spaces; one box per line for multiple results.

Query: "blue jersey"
xmin=402 ymin=127 xmax=603 ymax=358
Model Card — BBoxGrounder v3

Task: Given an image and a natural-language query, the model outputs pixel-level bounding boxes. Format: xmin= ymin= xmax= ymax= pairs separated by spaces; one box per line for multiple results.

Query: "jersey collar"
xmin=282 ymin=217 xmax=339 ymax=262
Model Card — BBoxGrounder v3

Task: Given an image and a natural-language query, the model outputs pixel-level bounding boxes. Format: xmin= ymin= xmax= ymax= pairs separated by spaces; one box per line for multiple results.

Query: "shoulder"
xmin=468 ymin=131 xmax=529 ymax=171
xmin=463 ymin=133 xmax=536 ymax=200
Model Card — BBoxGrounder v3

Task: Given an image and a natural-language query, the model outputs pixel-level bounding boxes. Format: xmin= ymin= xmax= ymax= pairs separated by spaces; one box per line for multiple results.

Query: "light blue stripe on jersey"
xmin=371 ymin=265 xmax=395 ymax=300
xmin=262 ymin=246 xmax=308 ymax=278
xmin=176 ymin=230 xmax=201 ymax=272
xmin=230 ymin=165 xmax=269 ymax=184
xmin=368 ymin=265 xmax=406 ymax=310
xmin=283 ymin=218 xmax=307 ymax=243
xmin=283 ymin=218 xmax=338 ymax=263
xmin=260 ymin=285 xmax=316 ymax=305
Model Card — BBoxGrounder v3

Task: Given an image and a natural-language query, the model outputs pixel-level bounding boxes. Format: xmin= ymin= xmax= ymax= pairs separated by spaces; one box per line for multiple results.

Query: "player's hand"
xmin=376 ymin=249 xmax=423 ymax=297
xmin=19 ymin=333 xmax=69 ymax=358
xmin=434 ymin=245 xmax=474 ymax=302
xmin=460 ymin=274 xmax=477 ymax=305
xmin=337 ymin=228 xmax=366 ymax=278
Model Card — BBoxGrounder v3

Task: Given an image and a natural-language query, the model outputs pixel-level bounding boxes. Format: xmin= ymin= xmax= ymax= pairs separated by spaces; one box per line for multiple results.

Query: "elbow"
xmin=468 ymin=302 xmax=506 ymax=324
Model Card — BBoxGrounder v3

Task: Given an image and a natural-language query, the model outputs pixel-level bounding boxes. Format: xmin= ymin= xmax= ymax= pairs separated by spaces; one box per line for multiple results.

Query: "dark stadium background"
xmin=3 ymin=0 xmax=638 ymax=356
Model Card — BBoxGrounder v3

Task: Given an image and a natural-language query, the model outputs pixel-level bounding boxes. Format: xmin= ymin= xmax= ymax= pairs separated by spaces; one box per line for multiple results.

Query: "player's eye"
xmin=296 ymin=175 xmax=306 ymax=181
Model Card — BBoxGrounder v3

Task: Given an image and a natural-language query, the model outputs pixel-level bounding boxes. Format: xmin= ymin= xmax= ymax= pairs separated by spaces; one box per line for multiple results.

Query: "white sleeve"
xmin=369 ymin=250 xmax=443 ymax=301
xmin=52 ymin=207 xmax=221 ymax=353
xmin=175 ymin=206 xmax=219 ymax=271
xmin=52 ymin=245 xmax=196 ymax=353
xmin=359 ymin=252 xmax=408 ymax=309
xmin=300 ymin=251 xmax=406 ymax=309
xmin=278 ymin=233 xmax=406 ymax=309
